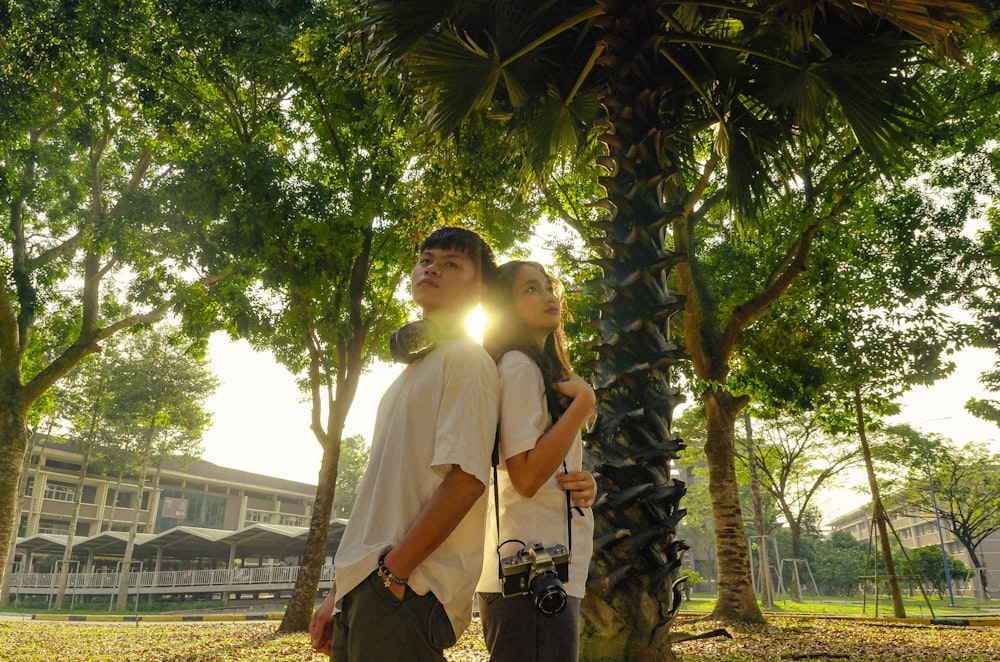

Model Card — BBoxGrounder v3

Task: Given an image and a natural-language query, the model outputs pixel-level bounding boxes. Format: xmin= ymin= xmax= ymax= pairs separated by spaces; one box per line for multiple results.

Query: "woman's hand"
xmin=558 ymin=470 xmax=597 ymax=508
xmin=554 ymin=374 xmax=596 ymax=406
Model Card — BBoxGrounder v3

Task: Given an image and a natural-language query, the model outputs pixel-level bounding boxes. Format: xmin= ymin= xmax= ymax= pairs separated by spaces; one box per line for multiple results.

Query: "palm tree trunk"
xmin=853 ymin=386 xmax=905 ymax=618
xmin=579 ymin=2 xmax=690 ymax=657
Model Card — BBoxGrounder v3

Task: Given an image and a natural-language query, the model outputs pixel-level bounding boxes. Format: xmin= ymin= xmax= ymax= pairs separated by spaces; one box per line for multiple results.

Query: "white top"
xmin=333 ymin=336 xmax=499 ymax=638
xmin=477 ymin=351 xmax=594 ymax=597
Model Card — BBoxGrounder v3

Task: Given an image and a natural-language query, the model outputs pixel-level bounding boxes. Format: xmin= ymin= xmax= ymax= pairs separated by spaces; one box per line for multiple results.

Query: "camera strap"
xmin=492 ymin=427 xmax=504 ymax=581
xmin=491 ymin=428 xmax=575 ymax=582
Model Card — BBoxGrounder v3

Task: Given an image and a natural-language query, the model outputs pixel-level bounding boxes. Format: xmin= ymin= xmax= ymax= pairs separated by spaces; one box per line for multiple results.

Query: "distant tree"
xmin=967 ymin=206 xmax=1000 ymax=426
xmin=747 ymin=414 xmax=860 ymax=601
xmin=679 ymin=569 xmax=706 ymax=601
xmin=674 ymin=407 xmax=725 ymax=585
xmin=103 ymin=328 xmax=217 ymax=610
xmin=52 ymin=348 xmax=121 ymax=609
xmin=880 ymin=426 xmax=1000 ymax=599
xmin=730 ymin=161 xmax=982 ymax=616
xmin=332 ymin=434 xmax=369 ymax=519
xmin=811 ymin=531 xmax=867 ymax=597
xmin=947 ymin=39 xmax=1000 ymax=431
xmin=908 ymin=545 xmax=974 ymax=600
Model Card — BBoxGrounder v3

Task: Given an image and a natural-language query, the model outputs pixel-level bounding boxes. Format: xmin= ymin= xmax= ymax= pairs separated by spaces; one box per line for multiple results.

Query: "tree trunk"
xmin=55 ymin=443 xmax=94 ymax=608
xmin=853 ymin=387 xmax=905 ymax=618
xmin=577 ymin=2 xmax=689 ymax=658
xmin=0 ymin=427 xmax=37 ymax=606
xmin=116 ymin=449 xmax=151 ymax=611
xmin=278 ymin=222 xmax=373 ymax=632
xmin=278 ymin=434 xmax=341 ymax=632
xmin=789 ymin=525 xmax=802 ymax=603
xmin=104 ymin=470 xmax=124 ymax=533
xmin=0 ymin=407 xmax=29 ymax=595
xmin=703 ymin=390 xmax=764 ymax=623
xmin=963 ymin=545 xmax=989 ymax=599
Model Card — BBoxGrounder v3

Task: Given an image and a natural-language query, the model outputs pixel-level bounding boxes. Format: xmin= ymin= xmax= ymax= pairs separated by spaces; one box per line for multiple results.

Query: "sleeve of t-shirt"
xmin=430 ymin=340 xmax=500 ymax=486
xmin=497 ymin=351 xmax=548 ymax=461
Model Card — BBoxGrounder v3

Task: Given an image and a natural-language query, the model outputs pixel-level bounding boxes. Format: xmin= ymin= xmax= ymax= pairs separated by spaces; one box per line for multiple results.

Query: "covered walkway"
xmin=9 ymin=520 xmax=347 ymax=603
xmin=10 ymin=563 xmax=335 ymax=601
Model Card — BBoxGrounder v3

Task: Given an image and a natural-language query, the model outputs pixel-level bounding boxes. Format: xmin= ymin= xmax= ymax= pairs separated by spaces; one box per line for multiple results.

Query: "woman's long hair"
xmin=484 ymin=261 xmax=572 ymax=420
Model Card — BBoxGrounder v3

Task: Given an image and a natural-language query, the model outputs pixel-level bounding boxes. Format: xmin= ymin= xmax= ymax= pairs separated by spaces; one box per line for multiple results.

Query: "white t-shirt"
xmin=333 ymin=335 xmax=499 ymax=638
xmin=477 ymin=351 xmax=594 ymax=598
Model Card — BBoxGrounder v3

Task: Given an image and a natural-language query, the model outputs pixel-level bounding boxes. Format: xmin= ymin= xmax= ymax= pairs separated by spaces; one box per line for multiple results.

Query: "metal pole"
xmin=924 ymin=449 xmax=956 ymax=607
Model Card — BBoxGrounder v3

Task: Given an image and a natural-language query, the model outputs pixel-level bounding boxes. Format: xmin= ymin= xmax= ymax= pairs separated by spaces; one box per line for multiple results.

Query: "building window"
xmin=43 ymin=481 xmax=76 ymax=503
xmin=154 ymin=490 xmax=227 ymax=533
xmin=81 ymin=485 xmax=97 ymax=504
xmin=105 ymin=490 xmax=135 ymax=508
xmin=45 ymin=459 xmax=82 ymax=472
xmin=24 ymin=477 xmax=33 ymax=497
xmin=245 ymin=510 xmax=272 ymax=524
xmin=38 ymin=518 xmax=71 ymax=535
xmin=279 ymin=514 xmax=304 ymax=526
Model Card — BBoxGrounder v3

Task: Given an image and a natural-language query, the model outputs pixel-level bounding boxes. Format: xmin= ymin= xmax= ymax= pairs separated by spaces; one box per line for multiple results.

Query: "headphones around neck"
xmin=389 ymin=320 xmax=439 ymax=364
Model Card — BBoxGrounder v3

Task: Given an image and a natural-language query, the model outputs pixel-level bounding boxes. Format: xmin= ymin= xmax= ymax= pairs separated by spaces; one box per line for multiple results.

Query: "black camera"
xmin=500 ymin=542 xmax=570 ymax=616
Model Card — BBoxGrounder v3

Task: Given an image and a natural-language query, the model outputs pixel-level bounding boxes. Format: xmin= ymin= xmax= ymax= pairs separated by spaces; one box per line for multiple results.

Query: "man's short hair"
xmin=420 ymin=227 xmax=498 ymax=285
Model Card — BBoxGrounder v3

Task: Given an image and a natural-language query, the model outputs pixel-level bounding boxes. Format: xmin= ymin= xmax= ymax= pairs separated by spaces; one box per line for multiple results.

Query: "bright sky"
xmin=198 ymin=223 xmax=1000 ymax=523
xmin=200 ymin=336 xmax=1000 ymax=517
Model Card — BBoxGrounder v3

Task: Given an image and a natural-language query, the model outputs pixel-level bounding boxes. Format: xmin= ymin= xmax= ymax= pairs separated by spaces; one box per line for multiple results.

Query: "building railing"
xmin=9 ymin=564 xmax=335 ymax=597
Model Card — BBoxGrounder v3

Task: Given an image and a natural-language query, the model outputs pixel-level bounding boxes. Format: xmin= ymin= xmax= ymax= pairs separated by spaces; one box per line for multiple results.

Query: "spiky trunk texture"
xmin=580 ymin=2 xmax=688 ymax=659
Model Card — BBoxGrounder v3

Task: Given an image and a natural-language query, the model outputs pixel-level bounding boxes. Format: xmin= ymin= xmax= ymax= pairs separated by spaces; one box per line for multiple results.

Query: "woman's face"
xmin=510 ymin=264 xmax=561 ymax=345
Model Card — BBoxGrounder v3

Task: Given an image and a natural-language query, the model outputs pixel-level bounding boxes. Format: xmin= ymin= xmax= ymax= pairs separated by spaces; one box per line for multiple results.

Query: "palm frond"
xmin=363 ymin=0 xmax=462 ymax=62
xmin=408 ymin=29 xmax=501 ymax=134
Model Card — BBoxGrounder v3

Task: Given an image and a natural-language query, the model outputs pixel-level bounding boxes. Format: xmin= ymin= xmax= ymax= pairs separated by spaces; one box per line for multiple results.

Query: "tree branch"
xmin=21 ymin=268 xmax=233 ymax=405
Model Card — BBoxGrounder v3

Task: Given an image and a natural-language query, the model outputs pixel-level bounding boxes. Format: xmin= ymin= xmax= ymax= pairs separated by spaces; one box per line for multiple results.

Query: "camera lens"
xmin=531 ymin=572 xmax=567 ymax=616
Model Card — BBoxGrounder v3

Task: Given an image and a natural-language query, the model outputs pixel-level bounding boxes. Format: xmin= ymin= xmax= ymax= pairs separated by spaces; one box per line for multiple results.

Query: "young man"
xmin=310 ymin=227 xmax=499 ymax=661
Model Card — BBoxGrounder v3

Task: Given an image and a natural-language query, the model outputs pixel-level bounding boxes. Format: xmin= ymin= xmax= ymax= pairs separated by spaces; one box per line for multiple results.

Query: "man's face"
xmin=411 ymin=247 xmax=482 ymax=318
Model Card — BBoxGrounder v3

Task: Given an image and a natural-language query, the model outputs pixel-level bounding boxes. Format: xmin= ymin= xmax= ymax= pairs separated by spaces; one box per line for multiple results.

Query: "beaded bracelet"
xmin=377 ymin=550 xmax=408 ymax=589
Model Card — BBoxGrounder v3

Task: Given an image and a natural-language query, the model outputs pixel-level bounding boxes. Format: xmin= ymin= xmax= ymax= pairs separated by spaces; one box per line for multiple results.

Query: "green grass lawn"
xmin=681 ymin=592 xmax=1000 ymax=620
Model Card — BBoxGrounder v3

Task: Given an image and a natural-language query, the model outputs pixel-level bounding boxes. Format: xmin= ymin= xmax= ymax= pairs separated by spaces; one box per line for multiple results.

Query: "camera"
xmin=500 ymin=542 xmax=570 ymax=616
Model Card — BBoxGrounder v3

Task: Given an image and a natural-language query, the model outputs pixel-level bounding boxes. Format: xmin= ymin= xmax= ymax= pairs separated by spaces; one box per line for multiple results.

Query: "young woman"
xmin=476 ymin=261 xmax=597 ymax=662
